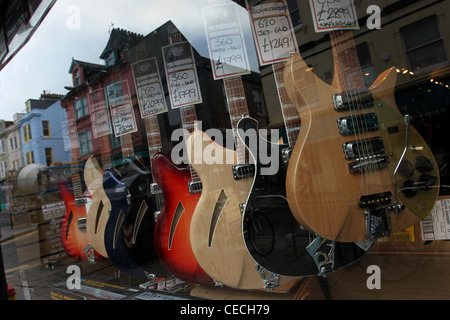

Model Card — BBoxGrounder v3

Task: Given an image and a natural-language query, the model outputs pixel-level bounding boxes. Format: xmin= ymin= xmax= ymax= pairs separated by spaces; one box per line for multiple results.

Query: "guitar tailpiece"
xmin=83 ymin=244 xmax=96 ymax=265
xmin=213 ymin=280 xmax=223 ymax=287
xmin=306 ymin=236 xmax=335 ymax=277
xmin=254 ymin=264 xmax=280 ymax=291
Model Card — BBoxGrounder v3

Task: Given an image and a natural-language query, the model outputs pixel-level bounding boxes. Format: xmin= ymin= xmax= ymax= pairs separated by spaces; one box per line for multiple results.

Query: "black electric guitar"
xmin=237 ymin=62 xmax=372 ymax=277
xmin=103 ymin=131 xmax=158 ymax=279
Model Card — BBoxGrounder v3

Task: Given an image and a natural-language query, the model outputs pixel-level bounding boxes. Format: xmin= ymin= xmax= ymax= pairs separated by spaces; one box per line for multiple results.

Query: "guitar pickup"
xmin=337 ymin=113 xmax=379 ymax=136
xmin=281 ymin=147 xmax=292 ymax=166
xmin=150 ymin=182 xmax=162 ymax=195
xmin=74 ymin=197 xmax=87 ymax=207
xmin=232 ymin=164 xmax=255 ymax=180
xmin=333 ymin=90 xmax=374 ymax=112
xmin=188 ymin=181 xmax=202 ymax=194
xmin=77 ymin=217 xmax=87 ymax=231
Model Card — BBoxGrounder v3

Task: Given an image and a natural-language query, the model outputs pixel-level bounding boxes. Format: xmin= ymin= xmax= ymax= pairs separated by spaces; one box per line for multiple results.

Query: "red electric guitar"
xmin=152 ymin=105 xmax=214 ymax=285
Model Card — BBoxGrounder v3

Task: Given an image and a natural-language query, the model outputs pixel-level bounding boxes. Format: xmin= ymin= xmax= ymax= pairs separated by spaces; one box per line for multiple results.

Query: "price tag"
xmin=309 ymin=0 xmax=359 ymax=32
xmin=247 ymin=0 xmax=298 ymax=66
xmin=162 ymin=41 xmax=203 ymax=108
xmin=202 ymin=2 xmax=251 ymax=79
xmin=88 ymin=88 xmax=112 ymax=138
xmin=106 ymin=80 xmax=138 ymax=137
xmin=131 ymin=57 xmax=168 ymax=117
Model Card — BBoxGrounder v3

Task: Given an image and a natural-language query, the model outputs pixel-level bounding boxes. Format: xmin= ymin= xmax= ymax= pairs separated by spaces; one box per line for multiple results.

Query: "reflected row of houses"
xmin=0 ymin=20 xmax=270 ymax=216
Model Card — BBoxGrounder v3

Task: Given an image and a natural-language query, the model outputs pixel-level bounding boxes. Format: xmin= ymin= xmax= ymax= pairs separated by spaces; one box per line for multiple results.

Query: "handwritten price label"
xmin=202 ymin=2 xmax=251 ymax=79
xmin=309 ymin=0 xmax=359 ymax=32
xmin=88 ymin=88 xmax=112 ymax=138
xmin=248 ymin=0 xmax=298 ymax=66
xmin=132 ymin=57 xmax=168 ymax=117
xmin=162 ymin=42 xmax=203 ymax=108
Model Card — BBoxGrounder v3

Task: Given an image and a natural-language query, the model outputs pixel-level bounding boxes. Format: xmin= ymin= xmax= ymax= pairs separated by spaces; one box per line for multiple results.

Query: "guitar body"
xmin=284 ymin=52 xmax=440 ymax=242
xmin=236 ymin=117 xmax=371 ymax=276
xmin=84 ymin=157 xmax=111 ymax=258
xmin=187 ymin=131 xmax=295 ymax=289
xmin=59 ymin=182 xmax=98 ymax=261
xmin=103 ymin=169 xmax=147 ymax=279
xmin=118 ymin=157 xmax=158 ymax=266
xmin=152 ymin=152 xmax=214 ymax=285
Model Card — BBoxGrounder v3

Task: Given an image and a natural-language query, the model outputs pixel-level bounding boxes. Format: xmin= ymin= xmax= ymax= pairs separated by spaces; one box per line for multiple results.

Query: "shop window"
xmin=286 ymin=0 xmax=301 ymax=28
xmin=23 ymin=124 xmax=32 ymax=143
xmin=78 ymin=130 xmax=93 ymax=155
xmin=45 ymin=148 xmax=53 ymax=166
xmin=401 ymin=15 xmax=447 ymax=73
xmin=42 ymin=120 xmax=50 ymax=137
xmin=25 ymin=150 xmax=34 ymax=165
xmin=75 ymin=96 xmax=89 ymax=119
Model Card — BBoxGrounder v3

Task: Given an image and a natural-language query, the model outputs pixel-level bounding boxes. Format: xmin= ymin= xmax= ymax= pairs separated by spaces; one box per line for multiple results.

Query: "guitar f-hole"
xmin=169 ymin=202 xmax=184 ymax=250
xmin=208 ymin=189 xmax=228 ymax=248
xmin=95 ymin=201 xmax=104 ymax=234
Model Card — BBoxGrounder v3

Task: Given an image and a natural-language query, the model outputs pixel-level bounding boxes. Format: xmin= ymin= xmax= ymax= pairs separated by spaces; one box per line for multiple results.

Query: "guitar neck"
xmin=100 ymin=134 xmax=114 ymax=170
xmin=223 ymin=76 xmax=250 ymax=164
xmin=329 ymin=30 xmax=365 ymax=92
xmin=144 ymin=115 xmax=163 ymax=160
xmin=273 ymin=62 xmax=301 ymax=148
xmin=120 ymin=133 xmax=135 ymax=159
xmin=180 ymin=105 xmax=201 ymax=182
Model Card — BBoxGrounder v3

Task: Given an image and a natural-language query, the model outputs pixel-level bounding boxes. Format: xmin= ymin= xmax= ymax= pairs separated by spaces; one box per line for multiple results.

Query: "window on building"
xmin=401 ymin=15 xmax=447 ymax=73
xmin=23 ymin=124 xmax=32 ymax=143
xmin=73 ymin=69 xmax=81 ymax=86
xmin=9 ymin=136 xmax=17 ymax=150
xmin=75 ymin=96 xmax=89 ymax=119
xmin=356 ymin=42 xmax=376 ymax=87
xmin=0 ymin=139 xmax=5 ymax=154
xmin=45 ymin=148 xmax=53 ymax=166
xmin=42 ymin=120 xmax=51 ymax=137
xmin=25 ymin=151 xmax=35 ymax=165
xmin=106 ymin=81 xmax=125 ymax=106
xmin=78 ymin=130 xmax=93 ymax=155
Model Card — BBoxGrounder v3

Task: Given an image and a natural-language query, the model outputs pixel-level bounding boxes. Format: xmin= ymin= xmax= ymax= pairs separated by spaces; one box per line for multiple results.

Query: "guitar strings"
xmin=330 ymin=28 xmax=375 ymax=197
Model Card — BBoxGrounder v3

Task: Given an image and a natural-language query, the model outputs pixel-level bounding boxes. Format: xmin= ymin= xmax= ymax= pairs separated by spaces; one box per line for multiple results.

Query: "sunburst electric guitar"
xmin=152 ymin=105 xmax=214 ymax=285
xmin=284 ymin=30 xmax=440 ymax=242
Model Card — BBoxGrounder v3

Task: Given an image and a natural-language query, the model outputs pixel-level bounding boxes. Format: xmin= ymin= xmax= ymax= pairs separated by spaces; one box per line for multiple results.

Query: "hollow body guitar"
xmin=59 ymin=181 xmax=99 ymax=262
xmin=152 ymin=151 xmax=214 ymax=285
xmin=102 ymin=160 xmax=156 ymax=279
xmin=284 ymin=31 xmax=440 ymax=242
xmin=236 ymin=116 xmax=370 ymax=277
xmin=84 ymin=156 xmax=111 ymax=258
xmin=187 ymin=76 xmax=293 ymax=290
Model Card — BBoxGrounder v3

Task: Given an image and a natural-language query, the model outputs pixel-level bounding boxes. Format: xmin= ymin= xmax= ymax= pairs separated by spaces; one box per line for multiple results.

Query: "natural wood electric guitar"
xmin=284 ymin=30 xmax=440 ymax=242
xmin=187 ymin=76 xmax=292 ymax=290
xmin=236 ymin=62 xmax=371 ymax=277
xmin=84 ymin=135 xmax=115 ymax=258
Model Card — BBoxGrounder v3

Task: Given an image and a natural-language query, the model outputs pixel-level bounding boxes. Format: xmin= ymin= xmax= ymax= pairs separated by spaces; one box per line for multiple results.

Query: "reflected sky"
xmin=0 ymin=0 xmax=258 ymax=121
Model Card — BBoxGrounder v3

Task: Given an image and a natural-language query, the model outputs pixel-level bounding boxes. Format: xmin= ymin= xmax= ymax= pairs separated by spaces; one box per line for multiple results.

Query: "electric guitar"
xmin=187 ymin=76 xmax=293 ymax=290
xmin=152 ymin=105 xmax=214 ymax=285
xmin=284 ymin=30 xmax=440 ymax=242
xmin=102 ymin=132 xmax=156 ymax=279
xmin=84 ymin=134 xmax=115 ymax=258
xmin=59 ymin=164 xmax=99 ymax=263
xmin=236 ymin=62 xmax=372 ymax=277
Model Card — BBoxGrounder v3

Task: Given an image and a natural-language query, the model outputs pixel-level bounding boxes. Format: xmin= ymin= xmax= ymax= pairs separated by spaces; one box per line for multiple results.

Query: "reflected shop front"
xmin=0 ymin=0 xmax=450 ymax=305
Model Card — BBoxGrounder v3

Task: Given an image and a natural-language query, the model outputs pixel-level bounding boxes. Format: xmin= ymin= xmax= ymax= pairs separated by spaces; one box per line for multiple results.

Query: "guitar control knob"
xmin=398 ymin=160 xmax=414 ymax=178
xmin=410 ymin=145 xmax=424 ymax=152
xmin=415 ymin=156 xmax=433 ymax=173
